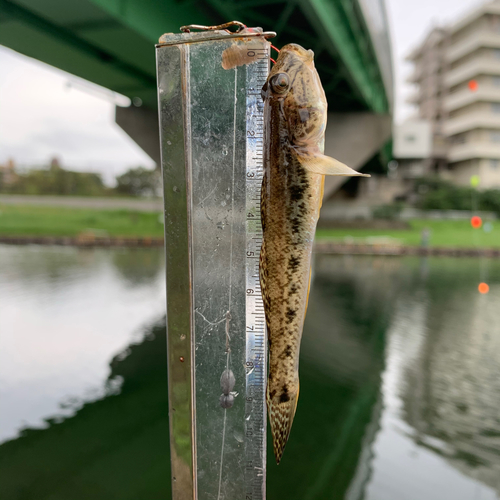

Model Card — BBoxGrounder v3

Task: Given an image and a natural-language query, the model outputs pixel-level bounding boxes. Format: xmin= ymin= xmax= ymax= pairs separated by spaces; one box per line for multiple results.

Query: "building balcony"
xmin=445 ymin=57 xmax=500 ymax=87
xmin=446 ymin=31 xmax=500 ymax=63
xmin=444 ymin=86 xmax=500 ymax=111
xmin=443 ymin=112 xmax=500 ymax=135
xmin=406 ymin=91 xmax=420 ymax=105
xmin=448 ymin=142 xmax=500 ymax=163
xmin=407 ymin=68 xmax=422 ymax=84
xmin=432 ymin=140 xmax=449 ymax=159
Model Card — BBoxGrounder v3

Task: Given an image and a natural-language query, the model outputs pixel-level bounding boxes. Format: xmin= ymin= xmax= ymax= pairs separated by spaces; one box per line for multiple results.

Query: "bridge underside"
xmin=0 ymin=0 xmax=389 ymax=112
xmin=0 ymin=0 xmax=392 ymax=195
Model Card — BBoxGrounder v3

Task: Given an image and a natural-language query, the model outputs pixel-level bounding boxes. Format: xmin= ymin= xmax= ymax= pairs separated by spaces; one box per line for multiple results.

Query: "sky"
xmin=0 ymin=0 xmax=487 ymax=183
xmin=0 ymin=47 xmax=155 ymax=185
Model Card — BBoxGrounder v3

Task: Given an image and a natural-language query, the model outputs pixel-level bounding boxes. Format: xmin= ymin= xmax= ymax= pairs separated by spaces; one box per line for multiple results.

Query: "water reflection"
xmin=0 ymin=318 xmax=171 ymax=500
xmin=1 ymin=247 xmax=500 ymax=499
xmin=268 ymin=255 xmax=500 ymax=500
xmin=399 ymin=274 xmax=500 ymax=495
xmin=0 ymin=245 xmax=165 ymax=443
xmin=112 ymin=248 xmax=164 ymax=286
xmin=266 ymin=256 xmax=395 ymax=500
xmin=359 ymin=257 xmax=500 ymax=500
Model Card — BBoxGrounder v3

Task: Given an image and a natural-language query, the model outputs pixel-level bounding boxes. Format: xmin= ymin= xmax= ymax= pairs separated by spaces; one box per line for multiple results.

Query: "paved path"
xmin=0 ymin=194 xmax=163 ymax=211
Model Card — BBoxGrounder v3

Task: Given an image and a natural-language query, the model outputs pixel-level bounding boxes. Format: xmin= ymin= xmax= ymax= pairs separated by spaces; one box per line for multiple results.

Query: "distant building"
xmin=393 ymin=119 xmax=433 ymax=178
xmin=407 ymin=1 xmax=500 ymax=188
xmin=0 ymin=158 xmax=18 ymax=187
xmin=49 ymin=157 xmax=61 ymax=170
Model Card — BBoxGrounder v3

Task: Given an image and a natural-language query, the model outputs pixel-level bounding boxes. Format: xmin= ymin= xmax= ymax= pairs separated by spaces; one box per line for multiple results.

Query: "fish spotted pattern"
xmin=260 ymin=43 xmax=369 ymax=464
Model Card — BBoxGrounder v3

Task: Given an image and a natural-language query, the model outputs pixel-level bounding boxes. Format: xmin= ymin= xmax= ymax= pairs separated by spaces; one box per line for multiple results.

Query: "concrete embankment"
xmin=314 ymin=241 xmax=500 ymax=257
xmin=0 ymin=235 xmax=164 ymax=247
xmin=1 ymin=235 xmax=500 ymax=257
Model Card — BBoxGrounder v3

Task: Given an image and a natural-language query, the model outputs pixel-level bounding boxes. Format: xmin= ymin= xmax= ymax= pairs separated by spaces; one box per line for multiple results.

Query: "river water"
xmin=1 ymin=245 xmax=499 ymax=499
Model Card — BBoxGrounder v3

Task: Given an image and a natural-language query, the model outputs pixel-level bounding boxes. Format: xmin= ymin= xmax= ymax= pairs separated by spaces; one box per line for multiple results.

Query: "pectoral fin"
xmin=292 ymin=148 xmax=370 ymax=177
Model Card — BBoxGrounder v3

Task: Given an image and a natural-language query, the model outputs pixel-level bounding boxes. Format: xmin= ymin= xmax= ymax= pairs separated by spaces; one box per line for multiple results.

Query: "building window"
xmin=493 ymin=76 xmax=500 ymax=87
xmin=491 ymin=159 xmax=499 ymax=170
xmin=452 ymin=134 xmax=466 ymax=144
xmin=492 ymin=103 xmax=500 ymax=113
xmin=491 ymin=131 xmax=500 ymax=142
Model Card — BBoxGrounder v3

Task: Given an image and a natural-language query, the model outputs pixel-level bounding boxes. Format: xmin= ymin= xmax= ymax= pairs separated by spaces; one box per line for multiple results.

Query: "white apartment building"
xmin=408 ymin=1 xmax=500 ymax=188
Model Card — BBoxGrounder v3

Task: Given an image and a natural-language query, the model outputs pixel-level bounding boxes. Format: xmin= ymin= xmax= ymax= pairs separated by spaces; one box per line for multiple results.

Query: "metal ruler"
xmin=157 ymin=27 xmax=273 ymax=500
xmin=244 ymin=47 xmax=269 ymax=500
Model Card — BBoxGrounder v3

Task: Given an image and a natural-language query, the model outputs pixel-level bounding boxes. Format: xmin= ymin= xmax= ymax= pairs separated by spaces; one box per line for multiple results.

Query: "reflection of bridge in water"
xmin=300 ymin=256 xmax=500 ymax=500
xmin=268 ymin=255 xmax=399 ymax=500
xmin=2 ymin=252 xmax=500 ymax=499
xmin=0 ymin=318 xmax=173 ymax=499
xmin=0 ymin=253 xmax=393 ymax=500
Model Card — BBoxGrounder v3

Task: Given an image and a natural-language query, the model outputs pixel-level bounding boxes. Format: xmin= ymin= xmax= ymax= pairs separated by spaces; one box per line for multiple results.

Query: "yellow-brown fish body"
xmin=260 ymin=44 xmax=368 ymax=464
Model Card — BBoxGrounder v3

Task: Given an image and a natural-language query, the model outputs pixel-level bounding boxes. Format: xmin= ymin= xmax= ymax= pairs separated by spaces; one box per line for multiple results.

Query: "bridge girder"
xmin=0 ymin=0 xmax=391 ymax=114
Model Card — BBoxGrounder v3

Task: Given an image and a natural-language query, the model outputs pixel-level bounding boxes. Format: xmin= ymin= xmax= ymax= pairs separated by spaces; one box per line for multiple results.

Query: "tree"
xmin=115 ymin=167 xmax=160 ymax=197
xmin=0 ymin=159 xmax=106 ymax=196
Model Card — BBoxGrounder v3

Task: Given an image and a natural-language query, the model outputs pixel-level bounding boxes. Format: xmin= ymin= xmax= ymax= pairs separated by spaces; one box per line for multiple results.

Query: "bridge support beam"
xmin=323 ymin=112 xmax=392 ymax=201
xmin=114 ymin=108 xmax=391 ymax=192
xmin=115 ymin=105 xmax=161 ymax=167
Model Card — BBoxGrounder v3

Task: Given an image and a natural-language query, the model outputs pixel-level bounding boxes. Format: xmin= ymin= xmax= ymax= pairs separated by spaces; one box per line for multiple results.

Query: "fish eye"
xmin=270 ymin=73 xmax=290 ymax=94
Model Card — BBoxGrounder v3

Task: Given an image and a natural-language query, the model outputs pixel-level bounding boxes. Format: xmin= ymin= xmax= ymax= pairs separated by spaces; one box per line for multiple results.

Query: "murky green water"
xmin=1 ymin=245 xmax=499 ymax=499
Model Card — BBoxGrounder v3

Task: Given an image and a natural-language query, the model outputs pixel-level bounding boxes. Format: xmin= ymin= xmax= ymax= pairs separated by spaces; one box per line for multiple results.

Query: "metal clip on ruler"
xmin=156 ymin=25 xmax=274 ymax=500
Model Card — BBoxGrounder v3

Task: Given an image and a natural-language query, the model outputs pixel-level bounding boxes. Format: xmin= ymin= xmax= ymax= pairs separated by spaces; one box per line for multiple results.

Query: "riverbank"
xmin=1 ymin=203 xmax=499 ymax=250
xmin=316 ymin=218 xmax=500 ymax=247
xmin=0 ymin=235 xmax=164 ymax=247
xmin=0 ymin=194 xmax=162 ymax=211
xmin=0 ymin=204 xmax=164 ymax=238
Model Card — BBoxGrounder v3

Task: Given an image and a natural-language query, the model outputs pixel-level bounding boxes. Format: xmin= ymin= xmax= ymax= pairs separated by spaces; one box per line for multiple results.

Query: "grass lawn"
xmin=317 ymin=219 xmax=500 ymax=248
xmin=0 ymin=204 xmax=164 ymax=238
xmin=1 ymin=204 xmax=499 ymax=247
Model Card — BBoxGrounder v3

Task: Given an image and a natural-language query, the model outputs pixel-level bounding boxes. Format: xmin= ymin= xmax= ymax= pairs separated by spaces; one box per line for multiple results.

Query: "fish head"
xmin=262 ymin=43 xmax=327 ymax=148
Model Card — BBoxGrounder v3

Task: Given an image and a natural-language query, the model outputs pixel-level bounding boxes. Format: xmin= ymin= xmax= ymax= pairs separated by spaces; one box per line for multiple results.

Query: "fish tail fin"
xmin=267 ymin=384 xmax=300 ymax=464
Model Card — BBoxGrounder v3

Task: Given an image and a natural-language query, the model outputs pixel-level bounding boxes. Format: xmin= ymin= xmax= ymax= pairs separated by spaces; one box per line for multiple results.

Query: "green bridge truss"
xmin=0 ymin=0 xmax=392 ymax=114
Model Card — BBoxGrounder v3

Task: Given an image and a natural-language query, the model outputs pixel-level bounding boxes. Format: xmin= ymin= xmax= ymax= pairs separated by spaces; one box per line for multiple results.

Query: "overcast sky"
xmin=0 ymin=0 xmax=485 ymax=183
xmin=0 ymin=48 xmax=155 ymax=185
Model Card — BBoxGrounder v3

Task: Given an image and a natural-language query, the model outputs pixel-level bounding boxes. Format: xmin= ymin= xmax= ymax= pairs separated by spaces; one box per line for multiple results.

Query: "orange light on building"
xmin=478 ymin=282 xmax=490 ymax=294
xmin=471 ymin=216 xmax=482 ymax=228
xmin=468 ymin=79 xmax=478 ymax=91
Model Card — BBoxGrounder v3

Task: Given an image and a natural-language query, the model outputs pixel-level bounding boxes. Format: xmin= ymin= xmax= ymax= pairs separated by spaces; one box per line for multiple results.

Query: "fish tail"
xmin=267 ymin=384 xmax=299 ymax=464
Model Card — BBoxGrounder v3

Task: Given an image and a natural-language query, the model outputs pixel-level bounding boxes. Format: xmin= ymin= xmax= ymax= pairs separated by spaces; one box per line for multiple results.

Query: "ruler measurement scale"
xmin=244 ymin=48 xmax=268 ymax=500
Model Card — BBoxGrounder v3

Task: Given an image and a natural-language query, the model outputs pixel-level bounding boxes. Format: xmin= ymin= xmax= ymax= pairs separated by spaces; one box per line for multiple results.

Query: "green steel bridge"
xmin=0 ymin=0 xmax=393 ymax=188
